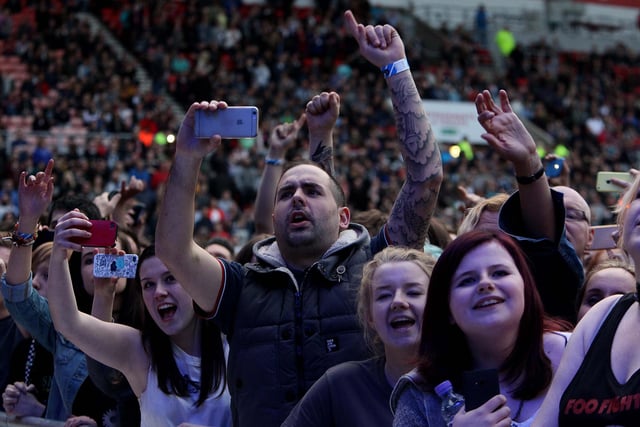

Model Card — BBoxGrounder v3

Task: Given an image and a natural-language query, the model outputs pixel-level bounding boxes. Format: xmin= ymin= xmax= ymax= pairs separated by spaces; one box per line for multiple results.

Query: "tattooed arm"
xmin=345 ymin=10 xmax=443 ymax=249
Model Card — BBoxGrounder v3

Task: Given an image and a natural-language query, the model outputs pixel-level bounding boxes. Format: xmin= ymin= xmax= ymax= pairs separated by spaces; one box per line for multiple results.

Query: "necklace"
xmin=510 ymin=399 xmax=525 ymax=427
xmin=24 ymin=338 xmax=36 ymax=385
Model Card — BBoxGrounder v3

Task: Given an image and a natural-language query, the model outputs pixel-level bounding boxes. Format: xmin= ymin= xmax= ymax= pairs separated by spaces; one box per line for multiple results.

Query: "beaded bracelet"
xmin=2 ymin=223 xmax=39 ymax=247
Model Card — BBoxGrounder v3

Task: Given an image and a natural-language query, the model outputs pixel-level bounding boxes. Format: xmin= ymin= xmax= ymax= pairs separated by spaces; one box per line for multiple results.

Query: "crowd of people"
xmin=1 ymin=1 xmax=640 ymax=427
xmin=0 ymin=1 xmax=637 ymax=248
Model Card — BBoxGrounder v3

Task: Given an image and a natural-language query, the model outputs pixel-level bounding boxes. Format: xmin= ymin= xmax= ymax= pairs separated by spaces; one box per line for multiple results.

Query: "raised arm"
xmin=48 ymin=210 xmax=148 ymax=395
xmin=155 ymin=101 xmax=226 ymax=312
xmin=476 ymin=89 xmax=554 ymax=240
xmin=344 ymin=10 xmax=443 ymax=249
xmin=254 ymin=113 xmax=306 ymax=235
xmin=5 ymin=160 xmax=54 ymax=286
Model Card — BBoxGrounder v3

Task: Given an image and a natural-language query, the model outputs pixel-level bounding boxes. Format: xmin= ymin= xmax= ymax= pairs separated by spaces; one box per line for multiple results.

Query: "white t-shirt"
xmin=139 ymin=343 xmax=231 ymax=427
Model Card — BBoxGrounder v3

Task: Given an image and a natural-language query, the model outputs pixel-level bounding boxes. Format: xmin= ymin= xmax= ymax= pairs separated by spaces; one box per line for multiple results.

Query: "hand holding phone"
xmin=545 ymin=158 xmax=564 ymax=178
xmin=70 ymin=220 xmax=118 ymax=247
xmin=588 ymin=225 xmax=618 ymax=251
xmin=195 ymin=106 xmax=259 ymax=139
xmin=596 ymin=171 xmax=634 ymax=192
xmin=93 ymin=253 xmax=139 ymax=278
xmin=461 ymin=368 xmax=500 ymax=411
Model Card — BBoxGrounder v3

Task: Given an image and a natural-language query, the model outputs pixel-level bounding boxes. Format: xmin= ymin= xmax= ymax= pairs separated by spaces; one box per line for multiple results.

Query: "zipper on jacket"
xmin=293 ymin=266 xmax=313 ymax=397
xmin=294 ymin=289 xmax=304 ymax=397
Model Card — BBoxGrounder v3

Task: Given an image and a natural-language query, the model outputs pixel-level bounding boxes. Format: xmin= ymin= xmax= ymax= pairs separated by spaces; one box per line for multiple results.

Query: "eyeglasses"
xmin=566 ymin=208 xmax=589 ymax=223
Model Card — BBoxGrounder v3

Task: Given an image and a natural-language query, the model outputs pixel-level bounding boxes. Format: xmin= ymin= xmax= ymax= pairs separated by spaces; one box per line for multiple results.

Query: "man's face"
xmin=556 ymin=186 xmax=592 ymax=259
xmin=272 ymin=165 xmax=349 ymax=256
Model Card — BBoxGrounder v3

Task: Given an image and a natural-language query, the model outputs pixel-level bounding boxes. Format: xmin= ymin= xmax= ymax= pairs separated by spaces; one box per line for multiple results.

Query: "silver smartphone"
xmin=194 ymin=106 xmax=259 ymax=139
xmin=588 ymin=225 xmax=618 ymax=251
xmin=93 ymin=254 xmax=139 ymax=278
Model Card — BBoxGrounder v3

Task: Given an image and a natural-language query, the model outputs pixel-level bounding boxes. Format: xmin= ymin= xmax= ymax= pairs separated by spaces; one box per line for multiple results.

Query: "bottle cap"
xmin=434 ymin=380 xmax=453 ymax=398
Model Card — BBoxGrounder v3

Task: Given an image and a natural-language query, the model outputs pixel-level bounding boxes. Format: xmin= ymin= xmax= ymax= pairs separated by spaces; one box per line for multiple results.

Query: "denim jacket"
xmin=390 ymin=369 xmax=444 ymax=427
xmin=1 ymin=273 xmax=88 ymax=421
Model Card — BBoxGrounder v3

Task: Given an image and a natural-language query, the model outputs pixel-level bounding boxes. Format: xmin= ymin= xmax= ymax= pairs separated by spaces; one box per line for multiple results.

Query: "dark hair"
xmin=280 ymin=160 xmax=346 ymax=207
xmin=427 ymin=216 xmax=453 ymax=250
xmin=204 ymin=237 xmax=235 ymax=259
xmin=234 ymin=233 xmax=271 ymax=265
xmin=69 ymin=251 xmax=93 ymax=314
xmin=351 ymin=209 xmax=388 ymax=237
xmin=114 ymin=229 xmax=144 ymax=328
xmin=417 ymin=230 xmax=552 ymax=400
xmin=136 ymin=245 xmax=226 ymax=407
xmin=48 ymin=195 xmax=102 ymax=226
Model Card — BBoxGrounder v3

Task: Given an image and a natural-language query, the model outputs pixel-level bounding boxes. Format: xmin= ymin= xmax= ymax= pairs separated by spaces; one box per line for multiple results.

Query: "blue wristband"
xmin=381 ymin=58 xmax=410 ymax=78
xmin=265 ymin=157 xmax=284 ymax=166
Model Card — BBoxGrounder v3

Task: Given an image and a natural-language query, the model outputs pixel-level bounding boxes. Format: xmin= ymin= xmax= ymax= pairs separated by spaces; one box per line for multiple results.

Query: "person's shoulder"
xmin=324 ymin=358 xmax=375 ymax=377
xmin=543 ymin=330 xmax=572 ymax=370
xmin=390 ymin=368 xmax=432 ymax=413
xmin=573 ymin=294 xmax=628 ymax=348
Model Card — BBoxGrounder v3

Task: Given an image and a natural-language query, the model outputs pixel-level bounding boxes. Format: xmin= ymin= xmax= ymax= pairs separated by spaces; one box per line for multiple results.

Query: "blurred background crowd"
xmin=1 ymin=0 xmax=640 ymax=250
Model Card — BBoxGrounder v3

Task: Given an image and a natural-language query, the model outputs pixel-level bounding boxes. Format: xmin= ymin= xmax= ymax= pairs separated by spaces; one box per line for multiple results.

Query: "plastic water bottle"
xmin=434 ymin=380 xmax=465 ymax=427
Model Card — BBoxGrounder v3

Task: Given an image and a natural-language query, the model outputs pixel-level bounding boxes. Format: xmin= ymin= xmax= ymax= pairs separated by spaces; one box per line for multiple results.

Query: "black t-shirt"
xmin=8 ymin=338 xmax=54 ymax=405
xmin=0 ymin=315 xmax=27 ymax=391
xmin=72 ymin=378 xmax=120 ymax=427
xmin=559 ymin=293 xmax=640 ymax=426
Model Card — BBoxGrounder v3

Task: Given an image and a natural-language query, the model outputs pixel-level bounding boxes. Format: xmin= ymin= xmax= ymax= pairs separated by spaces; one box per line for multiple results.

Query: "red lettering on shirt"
xmin=565 ymin=394 xmax=640 ymax=416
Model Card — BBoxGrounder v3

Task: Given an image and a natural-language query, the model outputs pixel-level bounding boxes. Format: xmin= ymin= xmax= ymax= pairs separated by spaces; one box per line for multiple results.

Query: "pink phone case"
xmin=70 ymin=220 xmax=118 ymax=247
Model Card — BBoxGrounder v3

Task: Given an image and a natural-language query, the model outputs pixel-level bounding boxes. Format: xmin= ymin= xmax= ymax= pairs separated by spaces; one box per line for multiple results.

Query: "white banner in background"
xmin=423 ymin=100 xmax=488 ymax=145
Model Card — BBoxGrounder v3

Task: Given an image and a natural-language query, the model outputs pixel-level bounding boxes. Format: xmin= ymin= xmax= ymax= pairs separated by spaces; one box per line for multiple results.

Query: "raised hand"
xmin=18 ymin=158 xmax=54 ymax=224
xmin=2 ymin=382 xmax=45 ymax=417
xmin=343 ymin=10 xmax=406 ymax=68
xmin=64 ymin=415 xmax=98 ymax=427
xmin=475 ymin=89 xmax=537 ymax=171
xmin=453 ymin=395 xmax=513 ymax=427
xmin=52 ymin=209 xmax=94 ymax=255
xmin=269 ymin=112 xmax=306 ymax=159
xmin=305 ymin=92 xmax=339 ymax=137
xmin=175 ymin=101 xmax=227 ymax=158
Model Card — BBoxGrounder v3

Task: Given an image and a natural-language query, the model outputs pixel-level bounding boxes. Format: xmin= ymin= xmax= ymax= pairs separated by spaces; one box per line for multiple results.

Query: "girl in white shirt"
xmin=47 ymin=212 xmax=231 ymax=427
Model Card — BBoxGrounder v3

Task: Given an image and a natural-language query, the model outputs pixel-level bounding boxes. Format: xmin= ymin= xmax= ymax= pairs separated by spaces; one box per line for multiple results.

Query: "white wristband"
xmin=381 ymin=58 xmax=410 ymax=78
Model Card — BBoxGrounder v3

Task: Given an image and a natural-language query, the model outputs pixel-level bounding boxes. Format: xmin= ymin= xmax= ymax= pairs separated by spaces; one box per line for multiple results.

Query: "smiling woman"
xmin=282 ymin=247 xmax=436 ymax=427
xmin=391 ymin=231 xmax=571 ymax=427
xmin=45 ymin=222 xmax=232 ymax=427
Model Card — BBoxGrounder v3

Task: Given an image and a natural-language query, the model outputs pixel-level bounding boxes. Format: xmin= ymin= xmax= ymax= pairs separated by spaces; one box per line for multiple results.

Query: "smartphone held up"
xmin=194 ymin=106 xmax=259 ymax=139
xmin=544 ymin=158 xmax=564 ymax=178
xmin=70 ymin=220 xmax=118 ymax=247
xmin=596 ymin=171 xmax=634 ymax=192
xmin=93 ymin=253 xmax=139 ymax=278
